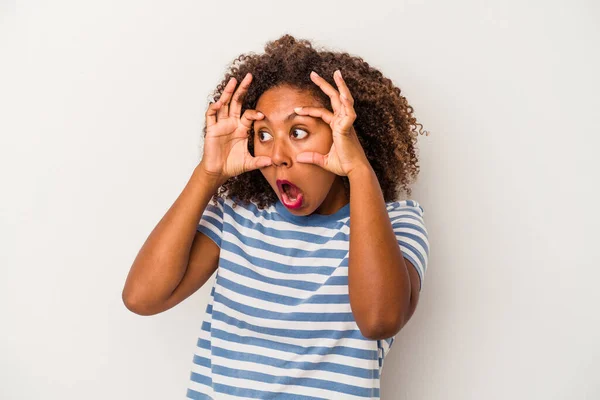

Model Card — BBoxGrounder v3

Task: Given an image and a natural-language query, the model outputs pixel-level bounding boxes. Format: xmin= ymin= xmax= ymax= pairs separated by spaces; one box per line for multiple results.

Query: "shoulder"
xmin=386 ymin=199 xmax=426 ymax=217
xmin=386 ymin=199 xmax=429 ymax=243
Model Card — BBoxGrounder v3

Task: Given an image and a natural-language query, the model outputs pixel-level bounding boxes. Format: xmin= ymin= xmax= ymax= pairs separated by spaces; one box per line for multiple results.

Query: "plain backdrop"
xmin=1 ymin=0 xmax=599 ymax=399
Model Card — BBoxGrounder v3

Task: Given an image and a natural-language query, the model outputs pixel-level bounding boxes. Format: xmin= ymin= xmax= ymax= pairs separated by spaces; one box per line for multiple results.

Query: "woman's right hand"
xmin=198 ymin=73 xmax=271 ymax=185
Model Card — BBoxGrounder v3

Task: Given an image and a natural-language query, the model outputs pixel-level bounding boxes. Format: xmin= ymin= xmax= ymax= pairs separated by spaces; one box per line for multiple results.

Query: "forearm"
xmin=122 ymin=164 xmax=222 ymax=311
xmin=347 ymin=165 xmax=411 ymax=339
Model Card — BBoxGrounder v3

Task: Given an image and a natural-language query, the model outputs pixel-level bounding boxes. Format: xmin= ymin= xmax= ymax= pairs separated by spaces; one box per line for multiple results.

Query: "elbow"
xmin=359 ymin=311 xmax=408 ymax=340
xmin=122 ymin=290 xmax=160 ymax=316
xmin=362 ymin=292 xmax=417 ymax=339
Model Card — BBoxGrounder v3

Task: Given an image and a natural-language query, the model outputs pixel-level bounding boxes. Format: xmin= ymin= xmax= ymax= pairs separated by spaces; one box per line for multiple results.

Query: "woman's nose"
xmin=270 ymin=140 xmax=292 ymax=167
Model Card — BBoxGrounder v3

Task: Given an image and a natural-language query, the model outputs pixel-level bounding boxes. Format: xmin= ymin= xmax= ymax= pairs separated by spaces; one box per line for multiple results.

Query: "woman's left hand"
xmin=295 ymin=70 xmax=371 ymax=177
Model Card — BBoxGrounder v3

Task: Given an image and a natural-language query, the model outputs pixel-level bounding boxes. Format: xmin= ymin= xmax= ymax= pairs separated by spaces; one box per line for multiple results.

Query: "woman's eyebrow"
xmin=256 ymin=111 xmax=307 ymax=124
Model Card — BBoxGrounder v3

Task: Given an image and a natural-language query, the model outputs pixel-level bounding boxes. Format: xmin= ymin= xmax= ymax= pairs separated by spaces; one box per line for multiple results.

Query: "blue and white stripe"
xmin=187 ymin=196 xmax=429 ymax=399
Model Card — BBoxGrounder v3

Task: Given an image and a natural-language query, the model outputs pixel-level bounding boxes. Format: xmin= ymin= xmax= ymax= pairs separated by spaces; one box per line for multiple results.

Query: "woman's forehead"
xmin=255 ymin=85 xmax=323 ymax=111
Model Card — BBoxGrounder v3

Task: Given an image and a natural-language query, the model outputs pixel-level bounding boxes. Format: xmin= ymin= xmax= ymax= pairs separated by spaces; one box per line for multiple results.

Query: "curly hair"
xmin=203 ymin=34 xmax=428 ymax=210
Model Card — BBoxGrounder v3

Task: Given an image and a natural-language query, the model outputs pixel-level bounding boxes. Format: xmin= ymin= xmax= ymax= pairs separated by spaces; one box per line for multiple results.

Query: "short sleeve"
xmin=197 ymin=196 xmax=225 ymax=248
xmin=388 ymin=199 xmax=430 ymax=293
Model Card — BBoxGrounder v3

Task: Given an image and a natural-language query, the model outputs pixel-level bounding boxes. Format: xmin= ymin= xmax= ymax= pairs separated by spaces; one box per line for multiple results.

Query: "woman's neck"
xmin=314 ymin=177 xmax=349 ymax=215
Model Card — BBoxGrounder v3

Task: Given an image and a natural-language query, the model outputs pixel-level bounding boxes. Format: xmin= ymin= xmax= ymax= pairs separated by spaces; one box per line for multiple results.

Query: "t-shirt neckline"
xmin=275 ymin=199 xmax=351 ymax=225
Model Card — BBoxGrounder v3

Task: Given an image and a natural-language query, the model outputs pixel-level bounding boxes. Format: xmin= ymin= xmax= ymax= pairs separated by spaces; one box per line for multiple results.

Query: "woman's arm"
xmin=121 ymin=165 xmax=223 ymax=316
xmin=347 ymin=165 xmax=419 ymax=340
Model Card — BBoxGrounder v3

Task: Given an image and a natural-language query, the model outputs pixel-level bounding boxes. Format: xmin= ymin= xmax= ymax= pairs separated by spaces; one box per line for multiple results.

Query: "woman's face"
xmin=253 ymin=84 xmax=349 ymax=216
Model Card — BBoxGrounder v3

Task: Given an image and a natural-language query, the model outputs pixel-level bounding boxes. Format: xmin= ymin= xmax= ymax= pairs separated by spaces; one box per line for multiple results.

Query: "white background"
xmin=1 ymin=0 xmax=599 ymax=399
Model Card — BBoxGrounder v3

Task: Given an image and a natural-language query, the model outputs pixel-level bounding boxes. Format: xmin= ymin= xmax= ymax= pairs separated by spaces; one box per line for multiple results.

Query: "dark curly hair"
xmin=203 ymin=34 xmax=429 ymax=209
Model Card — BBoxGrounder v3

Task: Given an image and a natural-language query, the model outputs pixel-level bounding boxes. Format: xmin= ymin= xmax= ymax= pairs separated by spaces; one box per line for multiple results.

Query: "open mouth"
xmin=276 ymin=179 xmax=304 ymax=209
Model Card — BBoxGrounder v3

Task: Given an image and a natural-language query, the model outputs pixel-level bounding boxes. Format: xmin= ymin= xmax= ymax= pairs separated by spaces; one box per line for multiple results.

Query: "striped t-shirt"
xmin=186 ymin=195 xmax=429 ymax=399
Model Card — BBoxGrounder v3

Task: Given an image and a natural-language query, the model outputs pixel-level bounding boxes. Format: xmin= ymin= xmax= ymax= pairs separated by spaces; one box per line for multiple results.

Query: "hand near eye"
xmin=294 ymin=70 xmax=370 ymax=177
xmin=199 ymin=73 xmax=272 ymax=185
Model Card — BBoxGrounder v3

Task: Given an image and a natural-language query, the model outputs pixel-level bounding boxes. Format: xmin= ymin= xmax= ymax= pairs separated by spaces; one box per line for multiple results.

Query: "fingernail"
xmin=310 ymin=71 xmax=319 ymax=77
xmin=257 ymin=112 xmax=264 ymax=116
xmin=294 ymin=107 xmax=302 ymax=112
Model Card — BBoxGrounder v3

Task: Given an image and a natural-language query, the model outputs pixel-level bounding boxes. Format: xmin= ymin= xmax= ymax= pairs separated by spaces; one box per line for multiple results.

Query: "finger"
xmin=335 ymin=73 xmax=357 ymax=124
xmin=293 ymin=106 xmax=334 ymax=125
xmin=239 ymin=109 xmax=265 ymax=129
xmin=338 ymin=93 xmax=357 ymax=122
xmin=217 ymin=77 xmax=237 ymax=120
xmin=230 ymin=73 xmax=252 ymax=119
xmin=205 ymin=101 xmax=222 ymax=128
xmin=333 ymin=70 xmax=355 ymax=107
xmin=245 ymin=155 xmax=272 ymax=172
xmin=310 ymin=71 xmax=341 ymax=112
xmin=296 ymin=151 xmax=328 ymax=169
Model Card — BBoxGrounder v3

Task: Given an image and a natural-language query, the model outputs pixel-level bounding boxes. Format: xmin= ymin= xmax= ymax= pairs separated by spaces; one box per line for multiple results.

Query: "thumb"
xmin=296 ymin=152 xmax=327 ymax=169
xmin=244 ymin=155 xmax=272 ymax=172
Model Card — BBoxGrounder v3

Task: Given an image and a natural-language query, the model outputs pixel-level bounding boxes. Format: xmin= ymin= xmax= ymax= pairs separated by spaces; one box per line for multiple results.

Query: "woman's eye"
xmin=291 ymin=128 xmax=308 ymax=139
xmin=257 ymin=129 xmax=307 ymax=141
xmin=258 ymin=131 xmax=273 ymax=142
